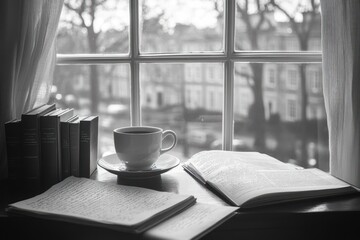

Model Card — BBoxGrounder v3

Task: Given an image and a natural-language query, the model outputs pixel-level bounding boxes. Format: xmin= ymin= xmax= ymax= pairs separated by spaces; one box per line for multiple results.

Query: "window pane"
xmin=140 ymin=0 xmax=224 ymax=53
xmin=141 ymin=63 xmax=223 ymax=161
xmin=233 ymin=63 xmax=329 ymax=171
xmin=235 ymin=0 xmax=321 ymax=51
xmin=58 ymin=0 xmax=129 ymax=54
xmin=51 ymin=64 xmax=131 ymax=158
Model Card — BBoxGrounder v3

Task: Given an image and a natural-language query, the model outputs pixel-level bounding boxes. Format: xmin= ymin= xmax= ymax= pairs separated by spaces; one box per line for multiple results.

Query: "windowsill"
xmin=1 ymin=166 xmax=360 ymax=239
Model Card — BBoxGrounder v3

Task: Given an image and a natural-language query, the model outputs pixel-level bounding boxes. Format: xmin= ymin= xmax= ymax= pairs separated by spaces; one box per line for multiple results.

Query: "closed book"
xmin=69 ymin=116 xmax=87 ymax=177
xmin=40 ymin=108 xmax=74 ymax=189
xmin=21 ymin=104 xmax=56 ymax=183
xmin=79 ymin=116 xmax=99 ymax=178
xmin=60 ymin=115 xmax=78 ymax=180
xmin=5 ymin=119 xmax=23 ymax=180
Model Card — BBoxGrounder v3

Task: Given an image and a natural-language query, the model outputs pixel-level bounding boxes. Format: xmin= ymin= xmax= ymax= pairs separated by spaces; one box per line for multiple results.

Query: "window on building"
xmin=206 ymin=86 xmax=222 ymax=112
xmin=267 ymin=67 xmax=276 ymax=88
xmin=54 ymin=0 xmax=324 ymax=170
xmin=310 ymin=69 xmax=322 ymax=93
xmin=286 ymin=97 xmax=298 ymax=121
xmin=264 ymin=94 xmax=277 ymax=120
xmin=287 ymin=69 xmax=298 ymax=90
xmin=186 ymin=64 xmax=202 ymax=83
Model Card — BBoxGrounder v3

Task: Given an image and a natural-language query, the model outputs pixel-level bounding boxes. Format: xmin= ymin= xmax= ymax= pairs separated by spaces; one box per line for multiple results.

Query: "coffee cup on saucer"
xmin=113 ymin=126 xmax=177 ymax=171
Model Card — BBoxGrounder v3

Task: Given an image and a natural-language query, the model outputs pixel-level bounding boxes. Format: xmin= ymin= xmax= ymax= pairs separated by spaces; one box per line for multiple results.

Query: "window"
xmin=206 ymin=86 xmax=223 ymax=112
xmin=266 ymin=66 xmax=277 ymax=88
xmin=287 ymin=68 xmax=298 ymax=90
xmin=185 ymin=64 xmax=202 ymax=83
xmin=54 ymin=0 xmax=324 ymax=170
xmin=286 ymin=96 xmax=298 ymax=121
xmin=264 ymin=93 xmax=277 ymax=120
xmin=308 ymin=69 xmax=322 ymax=93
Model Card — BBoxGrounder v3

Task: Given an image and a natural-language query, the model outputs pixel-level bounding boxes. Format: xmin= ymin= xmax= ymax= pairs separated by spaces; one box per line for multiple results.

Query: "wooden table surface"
xmin=1 ymin=165 xmax=360 ymax=240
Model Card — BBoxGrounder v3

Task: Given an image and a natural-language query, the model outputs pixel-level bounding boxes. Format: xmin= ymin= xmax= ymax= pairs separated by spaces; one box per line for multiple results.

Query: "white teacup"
xmin=113 ymin=126 xmax=177 ymax=170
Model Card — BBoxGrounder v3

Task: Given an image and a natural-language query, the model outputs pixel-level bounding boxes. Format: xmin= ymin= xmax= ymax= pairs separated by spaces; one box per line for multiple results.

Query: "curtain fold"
xmin=321 ymin=0 xmax=360 ymax=187
xmin=0 ymin=0 xmax=64 ymax=179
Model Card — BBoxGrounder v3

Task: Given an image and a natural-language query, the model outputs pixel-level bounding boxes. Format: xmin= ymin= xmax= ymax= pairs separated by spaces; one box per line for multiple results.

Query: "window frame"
xmin=56 ymin=0 xmax=322 ymax=151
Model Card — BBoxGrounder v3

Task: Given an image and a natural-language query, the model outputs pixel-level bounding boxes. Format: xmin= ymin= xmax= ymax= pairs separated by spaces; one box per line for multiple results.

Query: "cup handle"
xmin=160 ymin=130 xmax=177 ymax=155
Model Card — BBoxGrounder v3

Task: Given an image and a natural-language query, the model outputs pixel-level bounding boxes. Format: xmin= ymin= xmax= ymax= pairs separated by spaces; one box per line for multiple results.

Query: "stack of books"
xmin=4 ymin=103 xmax=99 ymax=190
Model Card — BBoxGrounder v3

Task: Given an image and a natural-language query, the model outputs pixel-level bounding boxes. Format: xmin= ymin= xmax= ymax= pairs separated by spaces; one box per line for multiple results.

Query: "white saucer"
xmin=97 ymin=153 xmax=180 ymax=179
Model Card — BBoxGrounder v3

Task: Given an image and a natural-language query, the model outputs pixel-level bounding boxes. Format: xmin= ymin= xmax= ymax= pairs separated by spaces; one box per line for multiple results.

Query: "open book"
xmin=183 ymin=150 xmax=358 ymax=209
xmin=144 ymin=203 xmax=237 ymax=240
xmin=6 ymin=176 xmax=238 ymax=239
xmin=6 ymin=176 xmax=196 ymax=233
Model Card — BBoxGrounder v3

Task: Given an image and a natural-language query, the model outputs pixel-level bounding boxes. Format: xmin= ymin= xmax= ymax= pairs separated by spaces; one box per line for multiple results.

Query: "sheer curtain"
xmin=0 ymin=0 xmax=64 ymax=179
xmin=321 ymin=0 xmax=360 ymax=188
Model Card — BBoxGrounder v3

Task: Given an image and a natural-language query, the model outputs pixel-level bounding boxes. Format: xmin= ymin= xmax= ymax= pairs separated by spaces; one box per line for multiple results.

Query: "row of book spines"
xmin=6 ymin=116 xmax=92 ymax=180
xmin=40 ymin=113 xmax=99 ymax=189
xmin=5 ymin=109 xmax=98 ymax=189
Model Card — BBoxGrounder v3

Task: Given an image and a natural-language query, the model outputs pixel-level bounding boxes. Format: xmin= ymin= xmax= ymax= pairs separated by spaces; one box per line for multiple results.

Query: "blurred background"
xmin=52 ymin=0 xmax=327 ymax=171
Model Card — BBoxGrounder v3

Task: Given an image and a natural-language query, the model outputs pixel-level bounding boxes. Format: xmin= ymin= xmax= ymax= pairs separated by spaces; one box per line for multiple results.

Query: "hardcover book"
xmin=60 ymin=115 xmax=79 ymax=180
xmin=79 ymin=116 xmax=99 ymax=178
xmin=6 ymin=177 xmax=197 ymax=234
xmin=183 ymin=150 xmax=359 ymax=209
xmin=5 ymin=119 xmax=23 ymax=180
xmin=21 ymin=103 xmax=56 ymax=183
xmin=69 ymin=116 xmax=87 ymax=177
xmin=40 ymin=108 xmax=74 ymax=189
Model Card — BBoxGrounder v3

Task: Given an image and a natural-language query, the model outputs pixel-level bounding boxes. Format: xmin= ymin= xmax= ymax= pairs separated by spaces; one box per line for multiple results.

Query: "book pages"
xmin=8 ymin=176 xmax=195 ymax=232
xmin=187 ymin=151 xmax=298 ymax=180
xmin=184 ymin=151 xmax=357 ymax=208
xmin=144 ymin=203 xmax=238 ymax=240
xmin=210 ymin=168 xmax=353 ymax=207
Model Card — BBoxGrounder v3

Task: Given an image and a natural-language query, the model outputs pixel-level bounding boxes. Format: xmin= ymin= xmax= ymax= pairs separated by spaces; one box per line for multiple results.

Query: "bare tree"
xmin=63 ymin=0 xmax=128 ymax=114
xmin=236 ymin=0 xmax=274 ymax=151
xmin=64 ymin=0 xmax=102 ymax=114
xmin=269 ymin=0 xmax=321 ymax=166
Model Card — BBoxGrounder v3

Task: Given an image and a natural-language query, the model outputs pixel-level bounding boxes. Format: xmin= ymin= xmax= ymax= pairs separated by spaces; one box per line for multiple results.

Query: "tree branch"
xmin=235 ymin=68 xmax=254 ymax=89
xmin=95 ymin=0 xmax=107 ymax=7
xmin=61 ymin=19 xmax=83 ymax=29
xmin=64 ymin=2 xmax=78 ymax=12
xmin=269 ymin=0 xmax=299 ymax=35
xmin=90 ymin=0 xmax=96 ymax=28
xmin=255 ymin=0 xmax=266 ymax=31
xmin=306 ymin=0 xmax=320 ymax=36
xmin=236 ymin=1 xmax=253 ymax=36
xmin=64 ymin=0 xmax=88 ymax=29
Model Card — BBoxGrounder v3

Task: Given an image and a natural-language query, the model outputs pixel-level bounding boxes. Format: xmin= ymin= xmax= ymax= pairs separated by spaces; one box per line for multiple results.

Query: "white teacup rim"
xmin=114 ymin=126 xmax=163 ymax=135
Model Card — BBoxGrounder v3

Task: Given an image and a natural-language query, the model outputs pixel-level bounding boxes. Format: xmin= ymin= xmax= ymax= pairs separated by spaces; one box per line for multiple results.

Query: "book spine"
xmin=60 ymin=121 xmax=71 ymax=180
xmin=79 ymin=117 xmax=98 ymax=178
xmin=5 ymin=121 xmax=23 ymax=180
xmin=79 ymin=121 xmax=90 ymax=178
xmin=40 ymin=116 xmax=60 ymax=189
xmin=69 ymin=122 xmax=80 ymax=177
xmin=21 ymin=115 xmax=41 ymax=181
xmin=89 ymin=117 xmax=98 ymax=177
